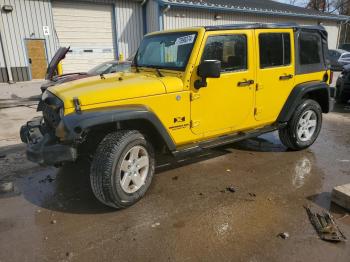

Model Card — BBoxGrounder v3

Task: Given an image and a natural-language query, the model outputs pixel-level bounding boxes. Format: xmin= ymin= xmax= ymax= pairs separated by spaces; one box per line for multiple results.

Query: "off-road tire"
xmin=90 ymin=130 xmax=155 ymax=209
xmin=279 ymin=99 xmax=322 ymax=151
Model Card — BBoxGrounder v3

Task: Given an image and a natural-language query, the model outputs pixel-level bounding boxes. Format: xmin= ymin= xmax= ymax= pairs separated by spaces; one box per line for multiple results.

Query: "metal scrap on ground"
xmin=305 ymin=206 xmax=347 ymax=242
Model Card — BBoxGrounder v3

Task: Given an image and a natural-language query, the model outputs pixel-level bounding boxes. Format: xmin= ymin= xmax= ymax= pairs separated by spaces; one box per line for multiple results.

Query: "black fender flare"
xmin=62 ymin=106 xmax=176 ymax=151
xmin=277 ymin=81 xmax=330 ymax=123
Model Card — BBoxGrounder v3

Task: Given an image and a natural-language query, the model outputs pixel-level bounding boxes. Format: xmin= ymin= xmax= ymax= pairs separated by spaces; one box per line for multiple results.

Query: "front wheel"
xmin=279 ymin=99 xmax=322 ymax=151
xmin=90 ymin=130 xmax=155 ymax=209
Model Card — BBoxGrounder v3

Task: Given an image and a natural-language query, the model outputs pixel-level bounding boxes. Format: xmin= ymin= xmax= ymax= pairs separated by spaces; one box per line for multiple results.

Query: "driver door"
xmin=190 ymin=30 xmax=255 ymax=137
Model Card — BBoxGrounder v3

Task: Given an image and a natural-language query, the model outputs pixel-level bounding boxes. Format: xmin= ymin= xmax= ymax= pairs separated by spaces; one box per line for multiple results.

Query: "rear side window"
xmin=202 ymin=34 xmax=247 ymax=72
xmin=295 ymin=31 xmax=326 ymax=74
xmin=342 ymin=54 xmax=350 ymax=59
xmin=259 ymin=33 xmax=291 ymax=68
xmin=299 ymin=33 xmax=321 ymax=65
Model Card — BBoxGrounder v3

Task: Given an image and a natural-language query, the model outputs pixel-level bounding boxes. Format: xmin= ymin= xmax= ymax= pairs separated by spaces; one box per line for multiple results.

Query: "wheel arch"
xmin=277 ymin=81 xmax=330 ymax=123
xmin=62 ymin=106 xmax=176 ymax=152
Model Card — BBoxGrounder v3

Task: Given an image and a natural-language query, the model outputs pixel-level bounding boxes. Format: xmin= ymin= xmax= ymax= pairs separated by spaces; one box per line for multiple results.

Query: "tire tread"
xmin=90 ymin=130 xmax=145 ymax=209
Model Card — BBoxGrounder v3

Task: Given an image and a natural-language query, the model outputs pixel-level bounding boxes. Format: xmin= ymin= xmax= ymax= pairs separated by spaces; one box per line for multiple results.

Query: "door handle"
xmin=279 ymin=74 xmax=293 ymax=80
xmin=237 ymin=79 xmax=254 ymax=87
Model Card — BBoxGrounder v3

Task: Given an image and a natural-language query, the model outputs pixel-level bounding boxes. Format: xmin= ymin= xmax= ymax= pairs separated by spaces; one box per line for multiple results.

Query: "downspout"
xmin=112 ymin=4 xmax=120 ymax=60
xmin=158 ymin=4 xmax=170 ymax=31
xmin=0 ymin=12 xmax=14 ymax=83
xmin=336 ymin=22 xmax=341 ymax=48
xmin=141 ymin=0 xmax=148 ymax=35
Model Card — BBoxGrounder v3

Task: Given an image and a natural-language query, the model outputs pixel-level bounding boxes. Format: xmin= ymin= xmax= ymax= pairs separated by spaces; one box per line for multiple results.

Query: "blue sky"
xmin=276 ymin=0 xmax=305 ymax=6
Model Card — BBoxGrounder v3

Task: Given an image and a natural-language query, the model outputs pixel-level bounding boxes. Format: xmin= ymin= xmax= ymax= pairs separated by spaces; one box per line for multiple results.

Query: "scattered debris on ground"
xmin=226 ymin=169 xmax=231 ymax=172
xmin=305 ymin=206 xmax=347 ymax=242
xmin=66 ymin=252 xmax=73 ymax=259
xmin=0 ymin=180 xmax=14 ymax=194
xmin=338 ymin=214 xmax=349 ymax=221
xmin=0 ymin=154 xmax=6 ymax=159
xmin=277 ymin=232 xmax=290 ymax=239
xmin=226 ymin=186 xmax=236 ymax=193
xmin=249 ymin=193 xmax=256 ymax=197
xmin=39 ymin=175 xmax=55 ymax=183
xmin=172 ymin=176 xmax=178 ymax=181
xmin=337 ymin=159 xmax=350 ymax=163
xmin=332 ymin=184 xmax=350 ymax=211
xmin=51 ymin=220 xmax=57 ymax=225
xmin=151 ymin=222 xmax=160 ymax=228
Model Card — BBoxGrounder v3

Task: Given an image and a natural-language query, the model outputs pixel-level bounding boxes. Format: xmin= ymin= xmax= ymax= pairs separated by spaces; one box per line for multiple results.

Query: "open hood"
xmin=45 ymin=46 xmax=70 ymax=80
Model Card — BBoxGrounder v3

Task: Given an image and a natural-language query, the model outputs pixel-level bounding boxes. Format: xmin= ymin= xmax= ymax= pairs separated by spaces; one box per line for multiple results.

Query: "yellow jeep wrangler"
xmin=21 ymin=23 xmax=333 ymax=209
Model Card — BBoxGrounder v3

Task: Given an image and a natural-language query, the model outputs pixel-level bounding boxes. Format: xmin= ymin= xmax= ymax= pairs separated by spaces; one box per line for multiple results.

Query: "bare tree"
xmin=304 ymin=0 xmax=350 ymax=13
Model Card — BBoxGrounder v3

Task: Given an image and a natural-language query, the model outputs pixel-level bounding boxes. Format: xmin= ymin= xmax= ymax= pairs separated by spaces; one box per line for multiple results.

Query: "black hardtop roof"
xmin=204 ymin=23 xmax=326 ymax=33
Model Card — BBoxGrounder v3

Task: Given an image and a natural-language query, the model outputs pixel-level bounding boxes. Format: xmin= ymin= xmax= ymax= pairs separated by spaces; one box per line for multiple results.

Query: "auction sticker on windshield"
xmin=175 ymin=34 xmax=196 ymax=46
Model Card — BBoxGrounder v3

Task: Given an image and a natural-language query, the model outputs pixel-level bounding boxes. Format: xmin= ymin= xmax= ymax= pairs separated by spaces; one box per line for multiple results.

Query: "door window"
xmin=202 ymin=34 xmax=247 ymax=72
xmin=259 ymin=33 xmax=291 ymax=68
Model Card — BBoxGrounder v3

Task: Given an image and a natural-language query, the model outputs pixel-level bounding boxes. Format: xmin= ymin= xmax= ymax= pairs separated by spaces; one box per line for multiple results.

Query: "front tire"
xmin=90 ymin=130 xmax=155 ymax=209
xmin=279 ymin=99 xmax=322 ymax=151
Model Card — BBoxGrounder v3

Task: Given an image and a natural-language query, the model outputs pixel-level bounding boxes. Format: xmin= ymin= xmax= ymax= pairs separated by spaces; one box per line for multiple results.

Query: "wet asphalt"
xmin=0 ymin=103 xmax=350 ymax=262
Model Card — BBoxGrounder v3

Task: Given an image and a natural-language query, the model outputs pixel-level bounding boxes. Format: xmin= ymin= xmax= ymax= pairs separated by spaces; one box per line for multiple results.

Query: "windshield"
xmin=135 ymin=32 xmax=197 ymax=71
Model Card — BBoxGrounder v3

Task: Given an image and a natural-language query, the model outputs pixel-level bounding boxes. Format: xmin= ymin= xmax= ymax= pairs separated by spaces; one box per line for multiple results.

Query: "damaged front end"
xmin=20 ymin=92 xmax=77 ymax=166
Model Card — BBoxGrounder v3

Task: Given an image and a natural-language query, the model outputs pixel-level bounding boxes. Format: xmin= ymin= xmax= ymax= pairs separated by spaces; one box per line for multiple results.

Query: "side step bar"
xmin=172 ymin=124 xmax=284 ymax=158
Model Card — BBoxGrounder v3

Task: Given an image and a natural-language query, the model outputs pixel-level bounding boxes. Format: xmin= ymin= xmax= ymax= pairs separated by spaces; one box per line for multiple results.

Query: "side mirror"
xmin=195 ymin=60 xmax=221 ymax=89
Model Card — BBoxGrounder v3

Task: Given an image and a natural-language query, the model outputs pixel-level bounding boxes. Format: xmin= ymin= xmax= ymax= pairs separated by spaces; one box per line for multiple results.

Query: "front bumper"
xmin=20 ymin=117 xmax=77 ymax=166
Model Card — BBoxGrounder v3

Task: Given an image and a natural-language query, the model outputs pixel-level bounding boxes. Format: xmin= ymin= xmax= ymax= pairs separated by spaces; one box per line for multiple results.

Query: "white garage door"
xmin=52 ymin=1 xmax=116 ymax=73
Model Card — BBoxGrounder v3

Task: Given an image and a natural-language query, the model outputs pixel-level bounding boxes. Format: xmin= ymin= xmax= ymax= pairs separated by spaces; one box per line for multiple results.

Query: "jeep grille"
xmin=42 ymin=103 xmax=61 ymax=129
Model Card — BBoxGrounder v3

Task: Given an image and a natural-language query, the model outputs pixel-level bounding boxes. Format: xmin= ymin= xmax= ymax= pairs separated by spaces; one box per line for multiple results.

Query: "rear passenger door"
xmin=254 ymin=29 xmax=295 ymax=123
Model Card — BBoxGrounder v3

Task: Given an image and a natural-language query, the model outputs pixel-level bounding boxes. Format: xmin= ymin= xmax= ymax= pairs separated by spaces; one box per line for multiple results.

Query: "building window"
xmin=299 ymin=32 xmax=321 ymax=65
xmin=202 ymin=34 xmax=247 ymax=72
xmin=259 ymin=33 xmax=291 ymax=68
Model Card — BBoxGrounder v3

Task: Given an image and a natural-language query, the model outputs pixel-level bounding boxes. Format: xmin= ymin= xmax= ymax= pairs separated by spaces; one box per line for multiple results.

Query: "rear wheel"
xmin=279 ymin=99 xmax=322 ymax=151
xmin=90 ymin=130 xmax=155 ymax=209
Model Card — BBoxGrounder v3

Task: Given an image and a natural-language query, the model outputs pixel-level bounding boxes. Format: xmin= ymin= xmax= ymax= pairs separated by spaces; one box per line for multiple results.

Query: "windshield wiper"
xmin=133 ymin=55 xmax=140 ymax=73
xmin=155 ymin=68 xmax=164 ymax=77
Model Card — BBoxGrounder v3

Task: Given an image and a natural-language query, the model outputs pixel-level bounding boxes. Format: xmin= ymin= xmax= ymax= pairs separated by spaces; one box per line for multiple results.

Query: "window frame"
xmin=134 ymin=31 xmax=198 ymax=72
xmin=258 ymin=32 xmax=292 ymax=69
xmin=295 ymin=29 xmax=327 ymax=75
xmin=200 ymin=33 xmax=249 ymax=74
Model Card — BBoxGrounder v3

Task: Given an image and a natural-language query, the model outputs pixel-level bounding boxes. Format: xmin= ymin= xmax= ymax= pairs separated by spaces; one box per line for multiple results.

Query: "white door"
xmin=52 ymin=1 xmax=116 ymax=73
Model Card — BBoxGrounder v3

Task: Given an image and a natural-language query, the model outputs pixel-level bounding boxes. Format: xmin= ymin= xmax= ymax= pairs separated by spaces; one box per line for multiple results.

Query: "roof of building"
xmin=159 ymin=0 xmax=348 ymax=21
